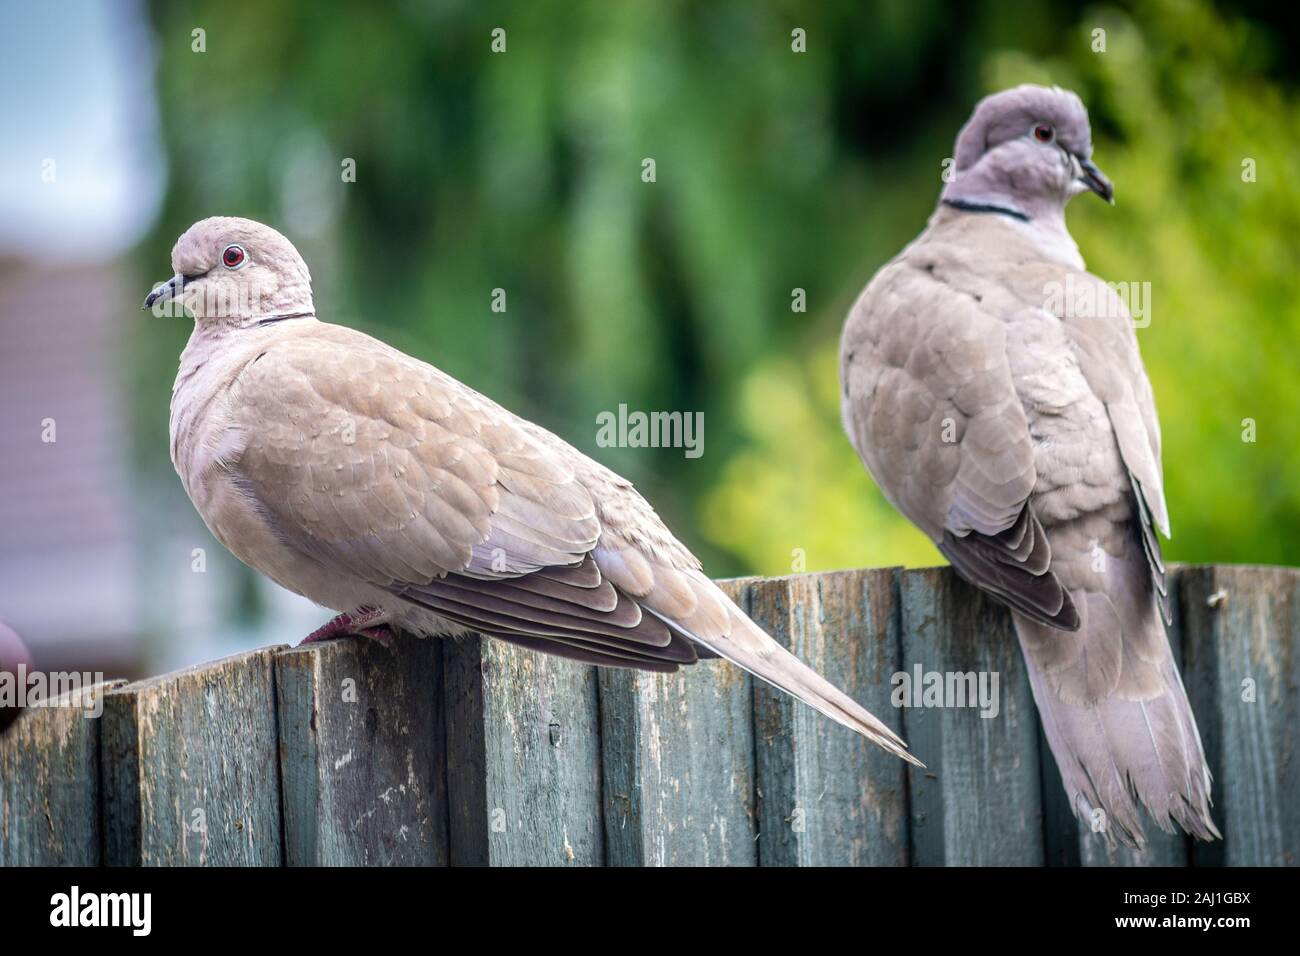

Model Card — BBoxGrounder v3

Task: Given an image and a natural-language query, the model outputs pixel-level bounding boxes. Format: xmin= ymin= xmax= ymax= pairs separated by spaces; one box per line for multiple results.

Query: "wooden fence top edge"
xmin=716 ymin=565 xmax=907 ymax=587
xmin=11 ymin=562 xmax=1298 ymax=717
xmin=106 ymin=643 xmax=290 ymax=698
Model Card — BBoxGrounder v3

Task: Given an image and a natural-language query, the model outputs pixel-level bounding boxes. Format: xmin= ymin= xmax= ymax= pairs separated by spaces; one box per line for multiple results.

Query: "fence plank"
xmin=276 ymin=633 xmax=448 ymax=866
xmin=598 ymin=578 xmax=757 ymax=867
xmin=0 ymin=680 xmax=123 ymax=865
xmin=743 ymin=569 xmax=909 ymax=866
xmin=100 ymin=647 xmax=284 ymax=866
xmin=899 ymin=567 xmax=1043 ymax=865
xmin=444 ymin=635 xmax=603 ymax=866
xmin=1182 ymin=564 xmax=1300 ymax=866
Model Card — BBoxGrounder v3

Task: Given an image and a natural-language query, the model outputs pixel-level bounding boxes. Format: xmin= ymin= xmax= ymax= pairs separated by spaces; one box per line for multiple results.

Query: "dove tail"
xmin=666 ymin=595 xmax=923 ymax=767
xmin=1013 ymin=596 xmax=1219 ymax=847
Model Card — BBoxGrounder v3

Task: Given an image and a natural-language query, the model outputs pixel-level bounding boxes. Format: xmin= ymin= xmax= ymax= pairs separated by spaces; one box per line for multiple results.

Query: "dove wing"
xmin=224 ymin=324 xmax=695 ymax=667
xmin=840 ymin=224 xmax=1076 ymax=628
xmin=227 ymin=323 xmax=598 ymax=582
xmin=1051 ymin=271 xmax=1171 ymax=619
xmin=1008 ymin=260 xmax=1213 ymax=845
xmin=221 ymin=322 xmax=915 ymax=760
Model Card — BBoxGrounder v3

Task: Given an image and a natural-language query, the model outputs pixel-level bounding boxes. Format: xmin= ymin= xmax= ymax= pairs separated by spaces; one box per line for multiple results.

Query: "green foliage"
xmin=136 ymin=0 xmax=1300 ymax=581
xmin=704 ymin=0 xmax=1300 ymax=573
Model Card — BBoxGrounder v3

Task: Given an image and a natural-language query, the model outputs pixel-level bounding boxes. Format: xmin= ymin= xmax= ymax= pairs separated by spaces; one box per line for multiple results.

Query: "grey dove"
xmin=147 ymin=216 xmax=918 ymax=766
xmin=840 ymin=85 xmax=1218 ymax=846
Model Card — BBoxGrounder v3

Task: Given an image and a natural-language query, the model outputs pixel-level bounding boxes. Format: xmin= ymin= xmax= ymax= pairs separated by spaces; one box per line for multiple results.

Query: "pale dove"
xmin=840 ymin=85 xmax=1218 ymax=846
xmin=147 ymin=217 xmax=918 ymax=765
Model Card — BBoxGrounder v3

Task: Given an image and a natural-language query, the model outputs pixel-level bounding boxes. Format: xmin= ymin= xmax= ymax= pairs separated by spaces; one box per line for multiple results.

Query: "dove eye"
xmin=1033 ymin=124 xmax=1055 ymax=143
xmin=222 ymin=244 xmax=247 ymax=269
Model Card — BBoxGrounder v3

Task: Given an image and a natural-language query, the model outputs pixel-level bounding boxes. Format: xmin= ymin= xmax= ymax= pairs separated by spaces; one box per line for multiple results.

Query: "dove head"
xmin=940 ymin=84 xmax=1112 ymax=222
xmin=144 ymin=217 xmax=314 ymax=326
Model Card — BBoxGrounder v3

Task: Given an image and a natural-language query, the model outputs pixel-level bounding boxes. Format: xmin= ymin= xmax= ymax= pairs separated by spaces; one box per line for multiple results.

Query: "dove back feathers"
xmin=840 ymin=87 xmax=1218 ymax=847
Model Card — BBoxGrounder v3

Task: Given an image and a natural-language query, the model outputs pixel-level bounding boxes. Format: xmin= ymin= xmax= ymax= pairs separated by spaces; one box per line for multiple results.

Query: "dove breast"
xmin=840 ymin=210 xmax=1133 ymax=543
xmin=170 ymin=318 xmax=402 ymax=616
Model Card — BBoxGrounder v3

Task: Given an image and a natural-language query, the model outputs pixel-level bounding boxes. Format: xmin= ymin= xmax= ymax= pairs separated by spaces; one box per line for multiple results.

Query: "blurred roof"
xmin=0 ymin=262 xmax=140 ymax=668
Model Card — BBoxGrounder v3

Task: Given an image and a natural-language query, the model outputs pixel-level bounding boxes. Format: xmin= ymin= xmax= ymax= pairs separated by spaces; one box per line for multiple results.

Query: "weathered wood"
xmin=899 ymin=567 xmax=1043 ymax=865
xmin=444 ymin=634 xmax=604 ymax=866
xmin=1182 ymin=564 xmax=1300 ymax=866
xmin=276 ymin=633 xmax=448 ymax=865
xmin=743 ymin=569 xmax=909 ymax=866
xmin=598 ymin=578 xmax=757 ymax=867
xmin=1041 ymin=566 xmax=1190 ymax=867
xmin=1038 ymin=727 xmax=1080 ymax=866
xmin=100 ymin=647 xmax=284 ymax=866
xmin=0 ymin=680 xmax=124 ymax=865
xmin=5 ymin=563 xmax=1296 ymax=868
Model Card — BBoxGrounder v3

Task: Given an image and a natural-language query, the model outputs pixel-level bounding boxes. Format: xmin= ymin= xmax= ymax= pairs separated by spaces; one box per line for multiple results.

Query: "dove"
xmin=840 ymin=85 xmax=1218 ymax=846
xmin=147 ymin=216 xmax=918 ymax=766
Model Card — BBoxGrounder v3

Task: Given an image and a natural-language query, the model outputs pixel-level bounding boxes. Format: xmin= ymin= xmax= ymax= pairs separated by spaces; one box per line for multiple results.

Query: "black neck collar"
xmin=255 ymin=311 xmax=314 ymax=327
xmin=942 ymin=198 xmax=1030 ymax=223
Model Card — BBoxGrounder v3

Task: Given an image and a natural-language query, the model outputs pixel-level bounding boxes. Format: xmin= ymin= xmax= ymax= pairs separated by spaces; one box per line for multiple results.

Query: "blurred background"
xmin=1 ymin=0 xmax=1297 ymax=678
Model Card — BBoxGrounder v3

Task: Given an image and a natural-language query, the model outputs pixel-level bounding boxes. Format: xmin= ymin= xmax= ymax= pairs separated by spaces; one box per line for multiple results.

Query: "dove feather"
xmin=163 ymin=216 xmax=916 ymax=764
xmin=839 ymin=86 xmax=1216 ymax=845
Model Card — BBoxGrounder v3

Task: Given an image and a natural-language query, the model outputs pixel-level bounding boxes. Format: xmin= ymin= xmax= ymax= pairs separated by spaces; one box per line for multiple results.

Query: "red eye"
xmin=1034 ymin=124 xmax=1054 ymax=143
xmin=222 ymin=244 xmax=246 ymax=268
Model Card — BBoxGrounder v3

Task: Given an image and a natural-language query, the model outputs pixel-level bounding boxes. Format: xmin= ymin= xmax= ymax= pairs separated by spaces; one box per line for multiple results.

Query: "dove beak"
xmin=1076 ymin=157 xmax=1114 ymax=204
xmin=143 ymin=274 xmax=185 ymax=310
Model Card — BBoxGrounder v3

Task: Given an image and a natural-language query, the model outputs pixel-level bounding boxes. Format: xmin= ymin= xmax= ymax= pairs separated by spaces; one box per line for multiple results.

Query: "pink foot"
xmin=357 ymin=625 xmax=396 ymax=648
xmin=298 ymin=607 xmax=394 ymax=648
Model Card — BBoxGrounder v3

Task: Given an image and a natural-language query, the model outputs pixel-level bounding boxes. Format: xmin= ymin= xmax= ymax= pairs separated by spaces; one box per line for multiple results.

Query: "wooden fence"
xmin=1 ymin=564 xmax=1295 ymax=866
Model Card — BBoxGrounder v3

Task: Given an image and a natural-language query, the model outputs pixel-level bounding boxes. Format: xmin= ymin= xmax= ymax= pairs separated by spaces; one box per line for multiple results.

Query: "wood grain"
xmin=743 ymin=569 xmax=909 ymax=866
xmin=100 ymin=647 xmax=284 ymax=866
xmin=599 ymin=577 xmax=757 ymax=866
xmin=0 ymin=680 xmax=123 ymax=865
xmin=1182 ymin=564 xmax=1299 ymax=866
xmin=444 ymin=634 xmax=604 ymax=866
xmin=899 ymin=567 xmax=1043 ymax=865
xmin=276 ymin=632 xmax=448 ymax=865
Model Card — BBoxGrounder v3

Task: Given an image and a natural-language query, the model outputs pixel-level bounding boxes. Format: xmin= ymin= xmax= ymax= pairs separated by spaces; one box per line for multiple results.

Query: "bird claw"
xmin=298 ymin=608 xmax=394 ymax=649
xmin=357 ymin=625 xmax=396 ymax=649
